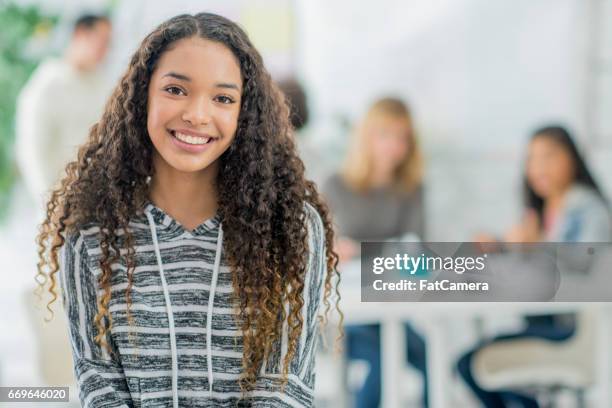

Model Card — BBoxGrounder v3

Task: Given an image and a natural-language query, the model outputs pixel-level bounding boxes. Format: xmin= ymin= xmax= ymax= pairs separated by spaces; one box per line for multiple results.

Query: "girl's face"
xmin=526 ymin=136 xmax=576 ymax=199
xmin=147 ymin=37 xmax=242 ymax=175
xmin=367 ymin=115 xmax=411 ymax=171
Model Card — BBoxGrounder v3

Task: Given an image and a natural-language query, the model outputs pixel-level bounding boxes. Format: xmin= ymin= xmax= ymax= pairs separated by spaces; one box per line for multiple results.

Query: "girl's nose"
xmin=182 ymin=97 xmax=212 ymax=126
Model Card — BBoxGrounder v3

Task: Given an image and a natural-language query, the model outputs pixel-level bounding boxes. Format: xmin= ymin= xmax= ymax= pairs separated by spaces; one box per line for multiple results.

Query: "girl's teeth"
xmin=174 ymin=132 xmax=211 ymax=145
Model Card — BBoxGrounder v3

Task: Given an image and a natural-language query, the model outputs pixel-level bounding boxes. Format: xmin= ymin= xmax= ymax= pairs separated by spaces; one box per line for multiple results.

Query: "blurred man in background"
xmin=13 ymin=13 xmax=111 ymax=395
xmin=15 ymin=13 xmax=112 ymax=208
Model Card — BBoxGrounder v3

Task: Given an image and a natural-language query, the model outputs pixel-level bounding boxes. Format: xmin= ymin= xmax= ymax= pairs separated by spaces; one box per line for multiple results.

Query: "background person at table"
xmin=278 ymin=77 xmax=340 ymax=188
xmin=459 ymin=125 xmax=611 ymax=408
xmin=15 ymin=13 xmax=112 ymax=208
xmin=323 ymin=97 xmax=428 ymax=408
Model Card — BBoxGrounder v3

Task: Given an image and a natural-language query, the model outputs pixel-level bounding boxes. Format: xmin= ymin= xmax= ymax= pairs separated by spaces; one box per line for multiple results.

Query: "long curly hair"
xmin=35 ymin=12 xmax=342 ymax=392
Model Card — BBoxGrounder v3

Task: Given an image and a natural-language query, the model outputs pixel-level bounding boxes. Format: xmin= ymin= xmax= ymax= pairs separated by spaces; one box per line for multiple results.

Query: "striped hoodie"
xmin=59 ymin=200 xmax=326 ymax=407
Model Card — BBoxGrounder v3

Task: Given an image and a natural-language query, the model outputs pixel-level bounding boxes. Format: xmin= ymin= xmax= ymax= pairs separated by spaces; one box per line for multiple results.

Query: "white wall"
xmin=297 ymin=0 xmax=592 ymax=149
xmin=296 ymin=0 xmax=612 ymax=240
xmin=12 ymin=0 xmax=612 ymax=236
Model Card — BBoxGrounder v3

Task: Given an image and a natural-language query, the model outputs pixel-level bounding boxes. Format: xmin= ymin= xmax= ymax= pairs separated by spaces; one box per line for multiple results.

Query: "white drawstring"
xmin=146 ymin=211 xmax=179 ymax=408
xmin=206 ymin=225 xmax=223 ymax=396
xmin=146 ymin=210 xmax=224 ymax=405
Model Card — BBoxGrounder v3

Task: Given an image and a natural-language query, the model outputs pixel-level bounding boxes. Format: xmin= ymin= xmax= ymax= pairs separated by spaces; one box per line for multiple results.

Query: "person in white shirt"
xmin=15 ymin=14 xmax=112 ymax=207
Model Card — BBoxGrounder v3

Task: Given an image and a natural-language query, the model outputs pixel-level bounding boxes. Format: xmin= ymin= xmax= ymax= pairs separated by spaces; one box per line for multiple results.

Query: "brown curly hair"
xmin=35 ymin=12 xmax=342 ymax=392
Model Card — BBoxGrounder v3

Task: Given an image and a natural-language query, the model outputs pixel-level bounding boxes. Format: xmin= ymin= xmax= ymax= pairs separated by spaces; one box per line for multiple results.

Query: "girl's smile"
xmin=168 ymin=128 xmax=218 ymax=153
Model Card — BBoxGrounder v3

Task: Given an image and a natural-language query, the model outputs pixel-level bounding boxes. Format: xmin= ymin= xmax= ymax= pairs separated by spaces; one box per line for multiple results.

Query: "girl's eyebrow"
xmin=161 ymin=72 xmax=240 ymax=92
xmin=215 ymin=82 xmax=240 ymax=92
xmin=162 ymin=71 xmax=191 ymax=82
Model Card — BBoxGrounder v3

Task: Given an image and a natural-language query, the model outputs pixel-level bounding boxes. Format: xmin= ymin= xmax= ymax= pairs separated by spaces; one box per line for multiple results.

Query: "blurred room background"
xmin=2 ymin=0 xmax=612 ymax=406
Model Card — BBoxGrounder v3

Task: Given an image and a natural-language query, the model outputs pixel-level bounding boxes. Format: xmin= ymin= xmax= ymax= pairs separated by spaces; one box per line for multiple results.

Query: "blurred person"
xmin=278 ymin=78 xmax=309 ymax=132
xmin=15 ymin=13 xmax=112 ymax=207
xmin=36 ymin=13 xmax=341 ymax=407
xmin=13 ymin=12 xmax=111 ymax=399
xmin=278 ymin=77 xmax=334 ymax=187
xmin=324 ymin=97 xmax=425 ymax=260
xmin=323 ymin=97 xmax=428 ymax=407
xmin=458 ymin=125 xmax=611 ymax=408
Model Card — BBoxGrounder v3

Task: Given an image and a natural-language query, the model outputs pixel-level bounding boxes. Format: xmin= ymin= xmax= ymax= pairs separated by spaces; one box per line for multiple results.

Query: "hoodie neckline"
xmin=144 ymin=203 xmax=224 ymax=404
xmin=142 ymin=200 xmax=221 ymax=237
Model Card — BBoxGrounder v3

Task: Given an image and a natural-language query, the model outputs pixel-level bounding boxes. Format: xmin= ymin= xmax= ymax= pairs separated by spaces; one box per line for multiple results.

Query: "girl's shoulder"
xmin=555 ymin=183 xmax=611 ymax=242
xmin=304 ymin=199 xmax=321 ymax=216
xmin=302 ymin=202 xmax=327 ymax=303
xmin=61 ymin=224 xmax=105 ymax=274
xmin=304 ymin=201 xmax=325 ymax=244
xmin=63 ymin=219 xmax=140 ymax=263
xmin=63 ymin=220 xmax=101 ymax=248
xmin=564 ymin=184 xmax=608 ymax=214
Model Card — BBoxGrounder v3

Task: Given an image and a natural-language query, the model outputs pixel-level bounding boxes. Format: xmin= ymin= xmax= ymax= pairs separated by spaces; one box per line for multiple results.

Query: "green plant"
xmin=0 ymin=2 xmax=57 ymax=222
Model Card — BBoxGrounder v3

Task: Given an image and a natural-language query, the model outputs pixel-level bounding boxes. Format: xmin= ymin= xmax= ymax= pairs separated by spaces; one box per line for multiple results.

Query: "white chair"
xmin=472 ymin=310 xmax=596 ymax=408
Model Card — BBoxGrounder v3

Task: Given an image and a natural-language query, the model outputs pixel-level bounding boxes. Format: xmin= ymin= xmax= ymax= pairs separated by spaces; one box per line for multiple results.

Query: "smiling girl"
xmin=36 ymin=13 xmax=340 ymax=408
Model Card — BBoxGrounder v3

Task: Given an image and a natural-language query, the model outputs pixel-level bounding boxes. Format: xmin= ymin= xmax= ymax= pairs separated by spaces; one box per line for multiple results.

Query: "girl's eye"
xmin=164 ymin=86 xmax=185 ymax=96
xmin=215 ymin=95 xmax=235 ymax=104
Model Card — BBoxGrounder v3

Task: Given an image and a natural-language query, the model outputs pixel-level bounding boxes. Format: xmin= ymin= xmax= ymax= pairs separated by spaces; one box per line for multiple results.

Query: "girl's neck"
xmin=542 ymin=185 xmax=571 ymax=231
xmin=368 ymin=165 xmax=395 ymax=189
xmin=544 ymin=184 xmax=572 ymax=213
xmin=545 ymin=195 xmax=564 ymax=212
xmin=148 ymin=155 xmax=219 ymax=231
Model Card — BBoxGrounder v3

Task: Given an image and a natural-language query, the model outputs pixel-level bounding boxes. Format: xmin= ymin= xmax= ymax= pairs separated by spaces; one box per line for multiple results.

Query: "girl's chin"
xmin=532 ymin=187 xmax=553 ymax=198
xmin=176 ymin=162 xmax=216 ymax=174
xmin=157 ymin=153 xmax=216 ymax=174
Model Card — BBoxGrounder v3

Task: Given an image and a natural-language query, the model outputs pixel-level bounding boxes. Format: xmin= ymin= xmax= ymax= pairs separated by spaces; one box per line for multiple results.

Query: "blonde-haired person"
xmin=326 ymin=97 xmax=424 ymax=260
xmin=323 ymin=97 xmax=428 ymax=407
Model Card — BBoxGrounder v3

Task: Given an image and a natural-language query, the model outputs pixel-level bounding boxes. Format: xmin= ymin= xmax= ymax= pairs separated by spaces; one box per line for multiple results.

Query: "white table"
xmin=338 ymin=284 xmax=612 ymax=408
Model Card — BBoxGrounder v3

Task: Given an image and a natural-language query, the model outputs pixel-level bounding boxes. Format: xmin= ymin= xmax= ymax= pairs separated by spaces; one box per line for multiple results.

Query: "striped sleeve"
xmin=60 ymin=232 xmax=134 ymax=408
xmin=253 ymin=203 xmax=327 ymax=407
xmin=296 ymin=203 xmax=327 ymax=387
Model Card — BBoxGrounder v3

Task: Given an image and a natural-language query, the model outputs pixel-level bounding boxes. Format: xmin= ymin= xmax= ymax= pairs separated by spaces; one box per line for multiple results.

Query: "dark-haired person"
xmin=36 ymin=13 xmax=341 ymax=408
xmin=459 ymin=125 xmax=611 ymax=407
xmin=278 ymin=78 xmax=338 ymax=187
xmin=16 ymin=13 xmax=112 ymax=206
